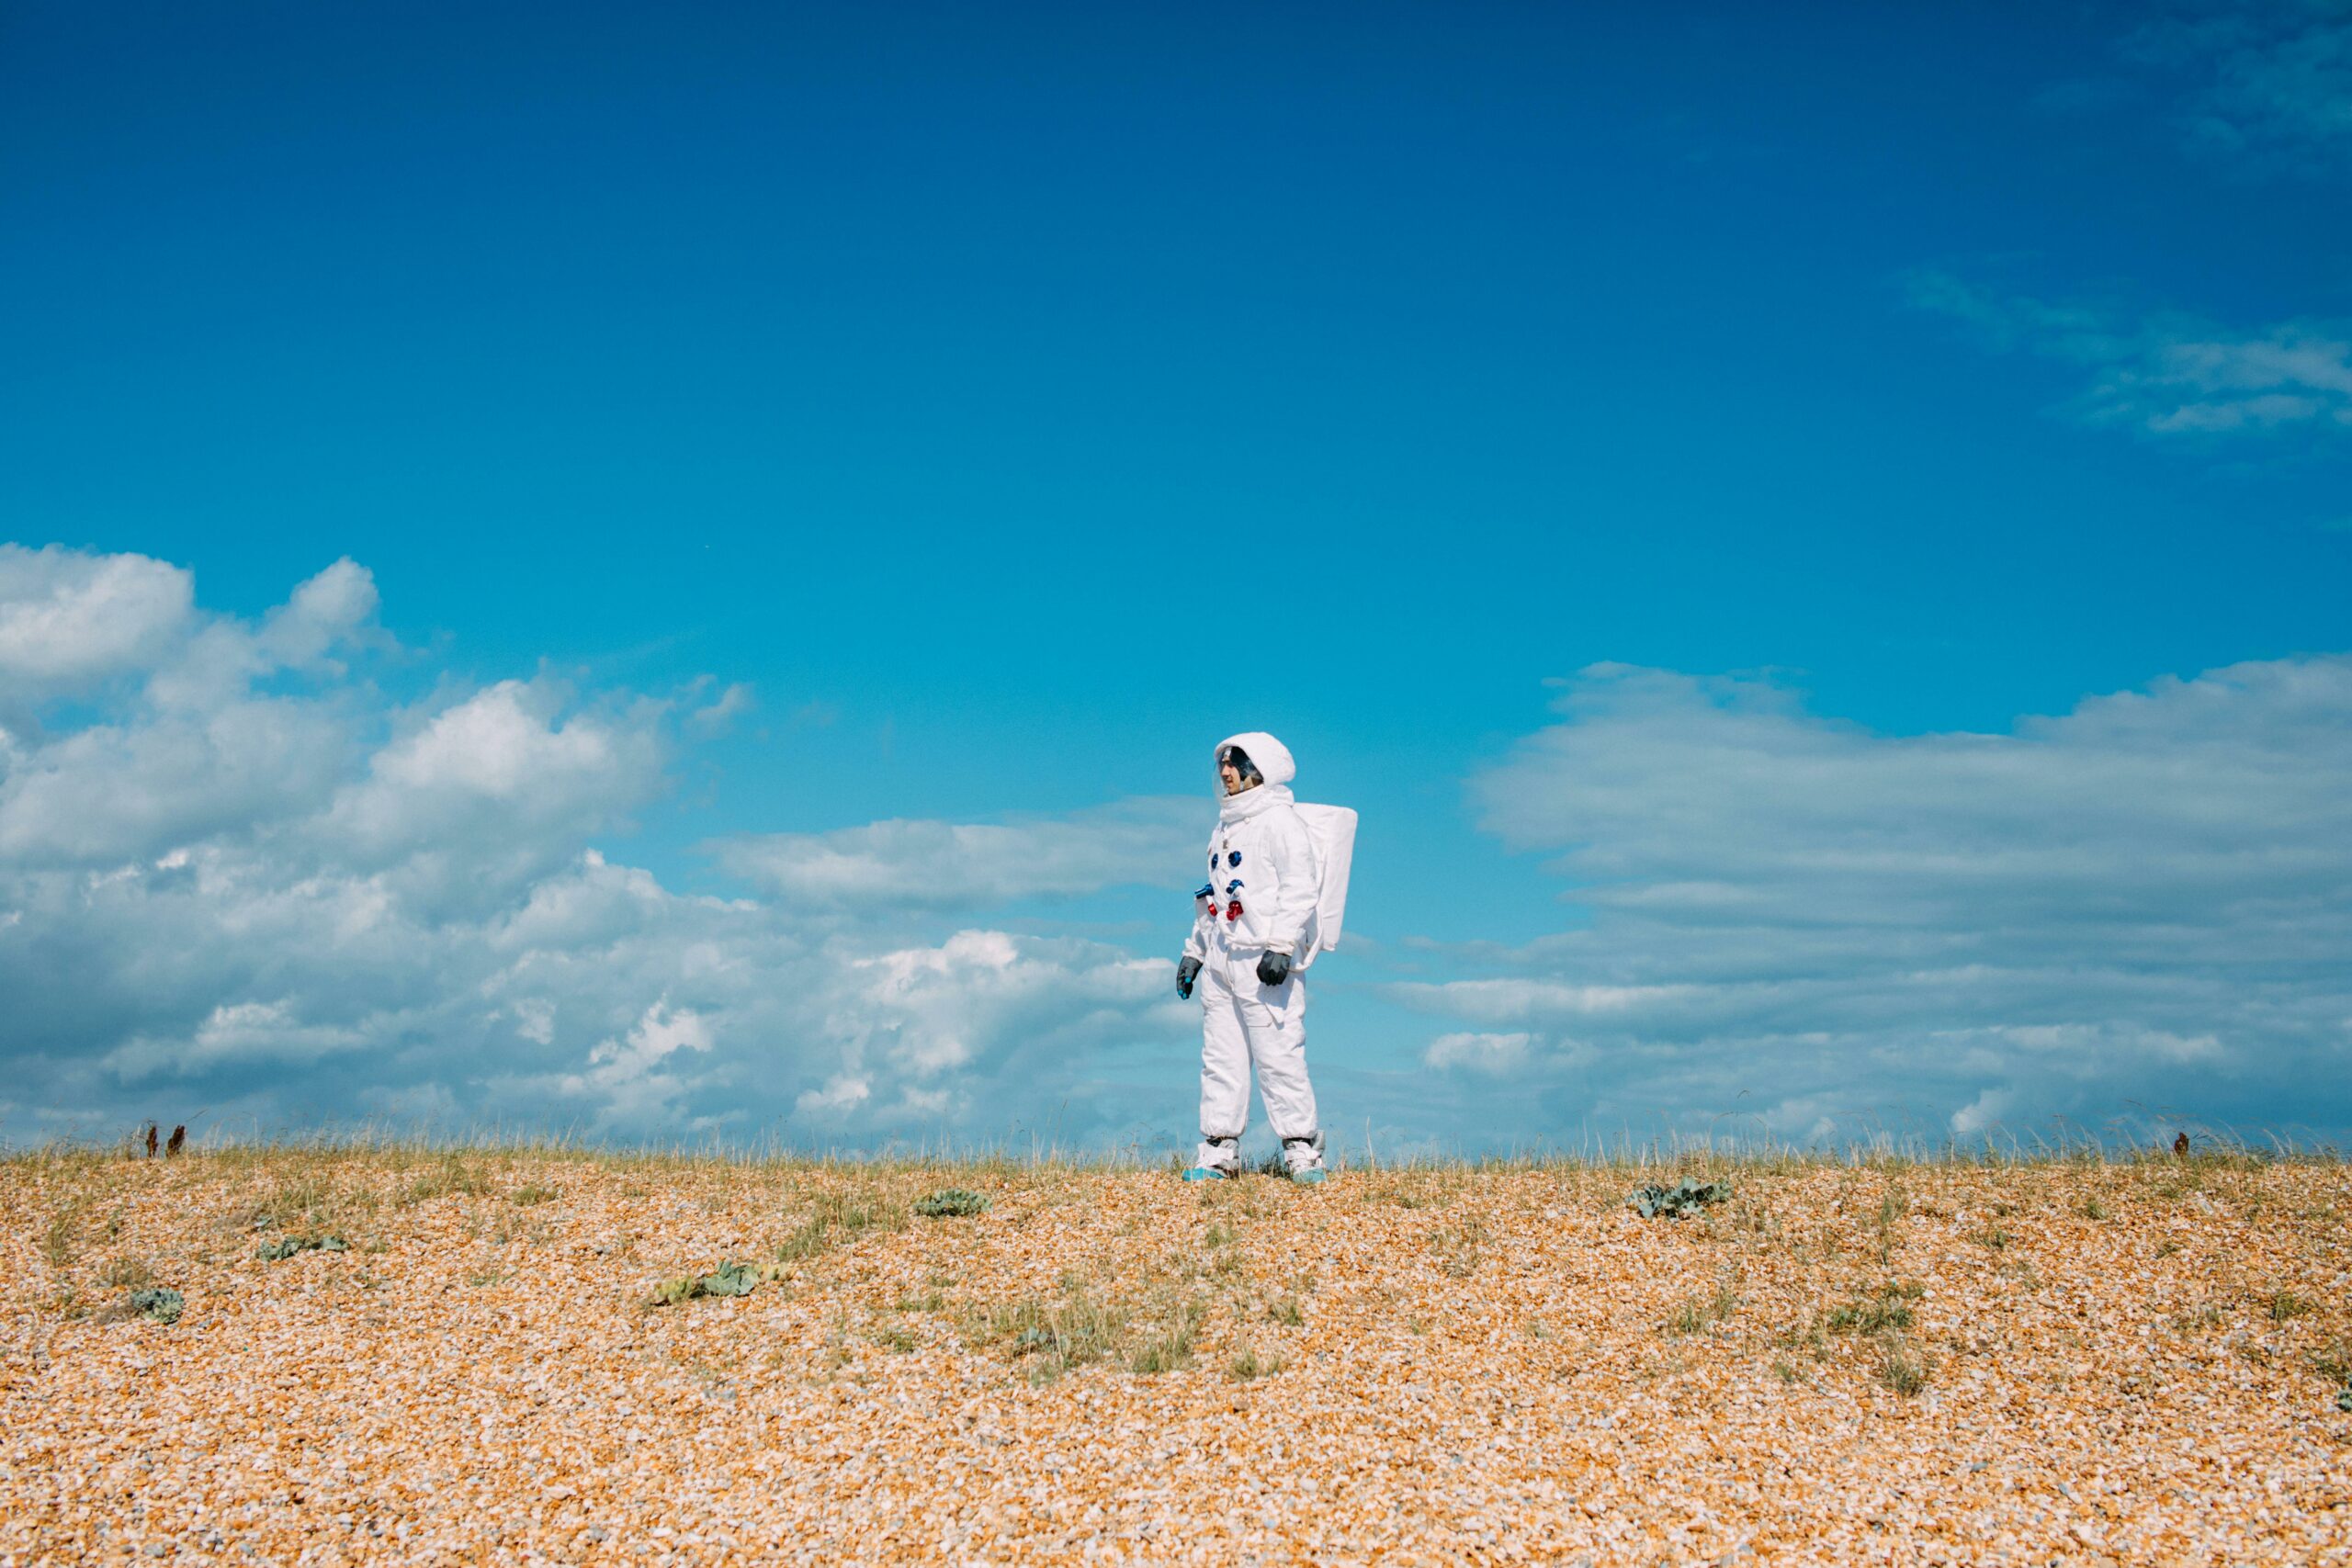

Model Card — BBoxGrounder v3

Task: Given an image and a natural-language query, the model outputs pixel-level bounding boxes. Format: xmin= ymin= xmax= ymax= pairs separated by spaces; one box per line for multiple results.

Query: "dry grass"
xmin=3 ymin=1144 xmax=2349 ymax=1562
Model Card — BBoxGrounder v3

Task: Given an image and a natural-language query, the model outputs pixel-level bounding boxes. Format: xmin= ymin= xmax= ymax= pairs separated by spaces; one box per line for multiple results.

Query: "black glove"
xmin=1176 ymin=956 xmax=1202 ymax=999
xmin=1256 ymin=950 xmax=1292 ymax=987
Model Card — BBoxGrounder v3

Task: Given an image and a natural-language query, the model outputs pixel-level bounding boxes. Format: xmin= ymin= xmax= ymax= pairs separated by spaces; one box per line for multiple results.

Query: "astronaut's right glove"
xmin=1256 ymin=950 xmax=1292 ymax=987
xmin=1176 ymin=956 xmax=1203 ymax=999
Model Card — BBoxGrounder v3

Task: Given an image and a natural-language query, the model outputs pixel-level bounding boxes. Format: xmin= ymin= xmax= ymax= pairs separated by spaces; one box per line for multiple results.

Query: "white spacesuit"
xmin=1180 ymin=730 xmax=1326 ymax=1182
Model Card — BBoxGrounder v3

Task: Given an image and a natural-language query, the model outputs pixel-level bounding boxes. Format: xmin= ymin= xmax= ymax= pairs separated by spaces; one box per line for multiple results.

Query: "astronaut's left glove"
xmin=1255 ymin=951 xmax=1292 ymax=987
xmin=1176 ymin=956 xmax=1203 ymax=999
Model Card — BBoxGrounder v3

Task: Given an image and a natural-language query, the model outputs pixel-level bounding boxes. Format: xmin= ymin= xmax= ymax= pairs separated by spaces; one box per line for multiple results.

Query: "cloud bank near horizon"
xmin=1396 ymin=658 xmax=2352 ymax=1145
xmin=0 ymin=545 xmax=1191 ymax=1149
xmin=707 ymin=799 xmax=1202 ymax=912
xmin=5 ymin=544 xmax=2347 ymax=1152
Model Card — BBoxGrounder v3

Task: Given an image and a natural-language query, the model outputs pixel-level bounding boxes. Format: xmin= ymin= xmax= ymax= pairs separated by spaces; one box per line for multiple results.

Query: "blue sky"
xmin=3 ymin=1 xmax=2348 ymax=1152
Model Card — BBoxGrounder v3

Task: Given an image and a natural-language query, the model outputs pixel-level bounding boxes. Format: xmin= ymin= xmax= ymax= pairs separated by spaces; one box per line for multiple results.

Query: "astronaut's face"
xmin=1218 ymin=747 xmax=1259 ymax=795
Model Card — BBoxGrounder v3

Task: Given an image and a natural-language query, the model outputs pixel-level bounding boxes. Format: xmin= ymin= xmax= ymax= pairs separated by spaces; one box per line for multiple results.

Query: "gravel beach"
xmin=6 ymin=1149 xmax=2347 ymax=1564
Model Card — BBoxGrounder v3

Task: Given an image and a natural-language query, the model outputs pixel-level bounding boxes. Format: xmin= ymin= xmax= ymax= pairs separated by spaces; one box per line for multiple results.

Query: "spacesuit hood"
xmin=1216 ymin=731 xmax=1295 ymax=789
xmin=1215 ymin=731 xmax=1296 ymax=822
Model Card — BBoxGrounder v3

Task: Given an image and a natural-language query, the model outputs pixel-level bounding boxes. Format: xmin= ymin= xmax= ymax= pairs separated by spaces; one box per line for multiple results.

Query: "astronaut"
xmin=1176 ymin=731 xmax=1326 ymax=1183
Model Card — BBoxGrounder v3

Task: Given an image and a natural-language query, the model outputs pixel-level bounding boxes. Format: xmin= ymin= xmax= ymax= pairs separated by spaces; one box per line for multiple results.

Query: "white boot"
xmin=1184 ymin=1135 xmax=1242 ymax=1181
xmin=1282 ymin=1131 xmax=1326 ymax=1183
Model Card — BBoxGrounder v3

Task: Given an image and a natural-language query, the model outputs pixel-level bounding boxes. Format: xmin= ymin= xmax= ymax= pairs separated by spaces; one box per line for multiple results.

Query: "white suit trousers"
xmin=1195 ymin=953 xmax=1317 ymax=1154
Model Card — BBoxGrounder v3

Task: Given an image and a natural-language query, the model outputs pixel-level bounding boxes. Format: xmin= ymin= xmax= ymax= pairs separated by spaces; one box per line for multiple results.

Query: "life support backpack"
xmin=1291 ymin=803 xmax=1358 ymax=972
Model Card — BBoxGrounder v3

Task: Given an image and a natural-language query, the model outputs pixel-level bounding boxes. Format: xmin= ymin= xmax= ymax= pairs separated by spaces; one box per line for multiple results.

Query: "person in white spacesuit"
xmin=1176 ymin=731 xmax=1326 ymax=1183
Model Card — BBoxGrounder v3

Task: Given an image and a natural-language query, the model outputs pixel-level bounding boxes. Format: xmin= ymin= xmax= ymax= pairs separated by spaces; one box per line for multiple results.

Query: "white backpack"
xmin=1291 ymin=803 xmax=1358 ymax=972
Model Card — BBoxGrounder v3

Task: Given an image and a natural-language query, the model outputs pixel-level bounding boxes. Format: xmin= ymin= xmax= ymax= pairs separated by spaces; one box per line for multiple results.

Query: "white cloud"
xmin=368 ymin=682 xmax=628 ymax=802
xmin=1908 ymin=272 xmax=2352 ymax=438
xmin=322 ymin=681 xmax=666 ymax=912
xmin=143 ymin=558 xmax=385 ymax=711
xmin=0 ymin=545 xmax=191 ymax=698
xmin=103 ymin=1000 xmax=367 ymax=1081
xmin=829 ymin=929 xmax=1165 ymax=1092
xmin=14 ymin=802 xmax=1182 ymax=1146
xmin=510 ymin=998 xmax=557 ymax=1045
xmin=0 ymin=554 xmax=395 ymax=869
xmin=257 ymin=558 xmax=380 ymax=670
xmin=552 ymin=1002 xmax=716 ymax=1133
xmin=710 ymin=797 xmax=1204 ymax=910
xmin=796 ymin=1072 xmax=873 ymax=1119
xmin=1396 ymin=657 xmax=2352 ymax=1143
xmin=1424 ymin=1032 xmax=1535 ymax=1077
xmin=1948 ymin=1087 xmax=2016 ymax=1138
xmin=2119 ymin=332 xmax=2352 ymax=432
xmin=0 ymin=546 xmax=1193 ymax=1148
xmin=0 ymin=698 xmax=350 ymax=866
xmin=686 ymin=681 xmax=755 ymax=737
xmin=24 ymin=542 xmax=2341 ymax=1153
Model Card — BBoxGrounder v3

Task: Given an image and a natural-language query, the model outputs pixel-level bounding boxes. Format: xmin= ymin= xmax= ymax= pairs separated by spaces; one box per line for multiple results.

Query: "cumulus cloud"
xmin=0 ymin=554 xmax=397 ymax=870
xmin=1388 ymin=658 xmax=2352 ymax=1144
xmin=825 ymin=930 xmax=1167 ymax=1108
xmin=256 ymin=557 xmax=381 ymax=670
xmin=1907 ymin=271 xmax=2352 ymax=438
xmin=0 ymin=546 xmax=1193 ymax=1149
xmin=0 ymin=698 xmax=351 ymax=866
xmin=322 ymin=678 xmax=666 ymax=914
xmin=103 ymin=1000 xmax=368 ymax=1082
xmin=0 ymin=545 xmax=192 ymax=703
xmin=708 ymin=798 xmax=1204 ymax=910
xmin=548 ymin=1003 xmax=717 ymax=1134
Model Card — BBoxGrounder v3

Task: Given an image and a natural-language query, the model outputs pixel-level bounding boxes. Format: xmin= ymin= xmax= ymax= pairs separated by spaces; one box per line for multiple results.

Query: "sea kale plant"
xmin=1627 ymin=1178 xmax=1732 ymax=1219
xmin=914 ymin=1189 xmax=992 ymax=1219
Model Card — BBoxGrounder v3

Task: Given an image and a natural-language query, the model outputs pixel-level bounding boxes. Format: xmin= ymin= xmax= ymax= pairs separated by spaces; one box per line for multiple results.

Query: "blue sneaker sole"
xmin=1181 ymin=1168 xmax=1228 ymax=1182
xmin=1290 ymin=1169 xmax=1327 ymax=1185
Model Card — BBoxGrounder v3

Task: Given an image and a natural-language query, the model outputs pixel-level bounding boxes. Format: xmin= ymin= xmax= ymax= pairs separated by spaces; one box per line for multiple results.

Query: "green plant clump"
xmin=128 ymin=1287 xmax=184 ymax=1324
xmin=915 ymin=1189 xmax=991 ymax=1219
xmin=1879 ymin=1345 xmax=1932 ymax=1397
xmin=1628 ymin=1178 xmax=1731 ymax=1219
xmin=1665 ymin=1276 xmax=1740 ymax=1337
xmin=1828 ymin=1297 xmax=1915 ymax=1335
xmin=694 ymin=1260 xmax=763 ymax=1297
xmin=650 ymin=1259 xmax=780 ymax=1306
xmin=1827 ymin=1280 xmax=1922 ymax=1335
xmin=256 ymin=1235 xmax=348 ymax=1262
xmin=1227 ymin=1343 xmax=1285 ymax=1381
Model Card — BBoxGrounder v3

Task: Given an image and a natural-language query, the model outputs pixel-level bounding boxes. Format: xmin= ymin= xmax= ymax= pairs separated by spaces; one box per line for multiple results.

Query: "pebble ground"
xmin=4 ymin=1148 xmax=2347 ymax=1564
